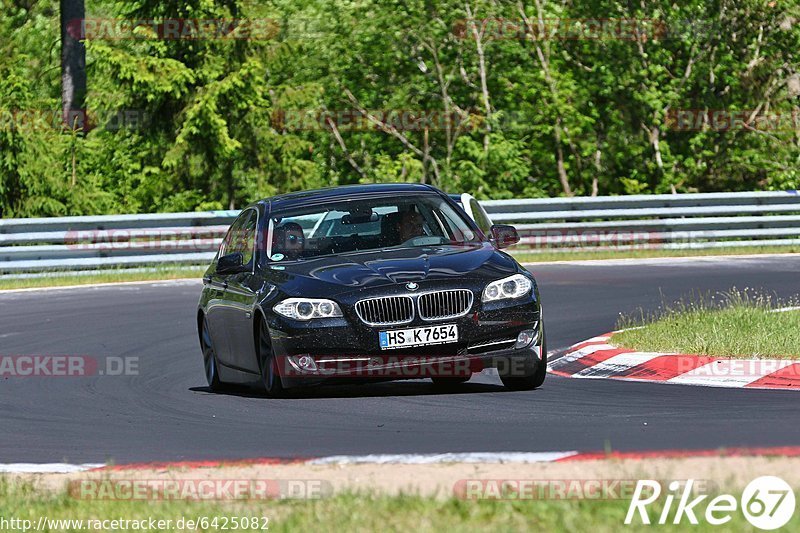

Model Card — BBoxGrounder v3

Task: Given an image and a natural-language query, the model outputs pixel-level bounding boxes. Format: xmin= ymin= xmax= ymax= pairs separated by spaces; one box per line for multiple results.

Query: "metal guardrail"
xmin=483 ymin=191 xmax=800 ymax=253
xmin=0 ymin=211 xmax=236 ymax=273
xmin=1 ymin=192 xmax=799 ymax=273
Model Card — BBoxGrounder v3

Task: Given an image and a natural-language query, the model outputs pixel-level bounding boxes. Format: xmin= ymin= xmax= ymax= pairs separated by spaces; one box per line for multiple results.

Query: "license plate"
xmin=379 ymin=324 xmax=458 ymax=350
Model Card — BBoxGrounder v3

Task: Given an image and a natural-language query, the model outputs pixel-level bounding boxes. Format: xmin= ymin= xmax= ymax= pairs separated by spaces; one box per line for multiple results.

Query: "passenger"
xmin=398 ymin=209 xmax=425 ymax=242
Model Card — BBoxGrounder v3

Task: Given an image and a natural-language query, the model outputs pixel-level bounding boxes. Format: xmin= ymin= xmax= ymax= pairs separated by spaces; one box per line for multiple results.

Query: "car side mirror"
xmin=217 ymin=252 xmax=247 ymax=274
xmin=490 ymin=224 xmax=520 ymax=249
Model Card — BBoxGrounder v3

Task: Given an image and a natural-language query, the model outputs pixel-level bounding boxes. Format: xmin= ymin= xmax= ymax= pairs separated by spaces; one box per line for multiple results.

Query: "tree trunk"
xmin=61 ymin=0 xmax=86 ymax=131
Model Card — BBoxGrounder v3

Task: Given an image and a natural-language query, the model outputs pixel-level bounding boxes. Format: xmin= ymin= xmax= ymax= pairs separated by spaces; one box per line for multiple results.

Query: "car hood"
xmin=268 ymin=244 xmax=520 ymax=294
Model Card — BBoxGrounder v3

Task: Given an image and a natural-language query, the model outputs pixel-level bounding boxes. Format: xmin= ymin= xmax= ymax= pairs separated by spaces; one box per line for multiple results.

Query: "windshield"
xmin=266 ymin=194 xmax=483 ymax=262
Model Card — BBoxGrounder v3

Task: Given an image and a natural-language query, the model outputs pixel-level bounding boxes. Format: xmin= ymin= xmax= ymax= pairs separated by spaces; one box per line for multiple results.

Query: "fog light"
xmin=296 ymin=355 xmax=317 ymax=371
xmin=514 ymin=329 xmax=537 ymax=349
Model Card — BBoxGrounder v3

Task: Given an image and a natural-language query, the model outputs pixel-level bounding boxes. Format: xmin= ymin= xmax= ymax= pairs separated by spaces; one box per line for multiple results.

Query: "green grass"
xmin=515 ymin=245 xmax=800 ymax=263
xmin=613 ymin=289 xmax=800 ymax=358
xmin=0 ymin=479 xmax=787 ymax=532
xmin=0 ymin=266 xmax=203 ymax=291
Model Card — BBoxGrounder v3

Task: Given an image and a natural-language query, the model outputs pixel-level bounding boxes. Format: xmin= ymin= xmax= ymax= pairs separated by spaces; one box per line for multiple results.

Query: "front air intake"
xmin=417 ymin=289 xmax=473 ymax=321
xmin=355 ymin=296 xmax=415 ymax=326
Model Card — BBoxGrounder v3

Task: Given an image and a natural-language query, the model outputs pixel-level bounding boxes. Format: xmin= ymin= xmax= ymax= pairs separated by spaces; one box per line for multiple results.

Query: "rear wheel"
xmin=500 ymin=328 xmax=547 ymax=391
xmin=258 ymin=319 xmax=286 ymax=398
xmin=201 ymin=317 xmax=225 ymax=392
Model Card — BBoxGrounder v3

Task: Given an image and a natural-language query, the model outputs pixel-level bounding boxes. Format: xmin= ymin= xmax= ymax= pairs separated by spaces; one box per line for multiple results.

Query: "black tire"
xmin=431 ymin=375 xmax=471 ymax=388
xmin=258 ymin=319 xmax=286 ymax=398
xmin=500 ymin=328 xmax=547 ymax=391
xmin=201 ymin=316 xmax=225 ymax=392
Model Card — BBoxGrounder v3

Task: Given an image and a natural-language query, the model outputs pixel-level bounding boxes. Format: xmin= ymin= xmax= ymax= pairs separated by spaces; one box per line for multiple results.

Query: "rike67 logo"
xmin=626 ymin=476 xmax=795 ymax=530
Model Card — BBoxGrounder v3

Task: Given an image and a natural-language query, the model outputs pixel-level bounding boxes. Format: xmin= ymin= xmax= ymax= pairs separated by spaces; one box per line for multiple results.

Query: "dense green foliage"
xmin=1 ymin=0 xmax=799 ymax=217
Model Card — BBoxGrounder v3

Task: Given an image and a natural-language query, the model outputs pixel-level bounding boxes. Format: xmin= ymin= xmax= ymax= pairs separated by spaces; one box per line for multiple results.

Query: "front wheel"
xmin=500 ymin=328 xmax=547 ymax=391
xmin=201 ymin=316 xmax=225 ymax=392
xmin=258 ymin=319 xmax=286 ymax=398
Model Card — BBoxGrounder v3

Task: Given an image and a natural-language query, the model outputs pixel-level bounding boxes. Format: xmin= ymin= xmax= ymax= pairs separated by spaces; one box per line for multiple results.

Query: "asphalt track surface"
xmin=1 ymin=255 xmax=799 ymax=464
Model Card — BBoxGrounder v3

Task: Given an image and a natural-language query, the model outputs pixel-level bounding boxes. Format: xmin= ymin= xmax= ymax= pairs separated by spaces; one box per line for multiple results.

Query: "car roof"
xmin=254 ymin=183 xmax=445 ymax=213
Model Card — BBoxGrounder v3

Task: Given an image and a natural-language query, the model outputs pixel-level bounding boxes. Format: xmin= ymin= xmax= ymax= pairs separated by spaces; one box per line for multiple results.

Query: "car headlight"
xmin=482 ymin=274 xmax=532 ymax=302
xmin=273 ymin=298 xmax=343 ymax=320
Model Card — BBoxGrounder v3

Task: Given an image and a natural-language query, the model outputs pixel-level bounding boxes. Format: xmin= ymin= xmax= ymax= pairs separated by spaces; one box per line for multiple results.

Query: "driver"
xmin=398 ymin=209 xmax=425 ymax=242
xmin=273 ymin=222 xmax=305 ymax=260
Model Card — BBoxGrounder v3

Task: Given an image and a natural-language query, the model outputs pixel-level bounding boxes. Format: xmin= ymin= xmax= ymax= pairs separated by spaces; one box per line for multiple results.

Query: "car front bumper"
xmin=264 ymin=293 xmax=543 ymax=388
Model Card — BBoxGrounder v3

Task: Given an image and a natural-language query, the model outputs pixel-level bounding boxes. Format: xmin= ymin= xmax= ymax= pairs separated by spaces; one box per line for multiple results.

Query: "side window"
xmin=234 ymin=210 xmax=257 ymax=265
xmin=219 ymin=210 xmax=257 ymax=265
xmin=470 ymin=198 xmax=492 ymax=234
xmin=219 ymin=216 xmax=245 ymax=258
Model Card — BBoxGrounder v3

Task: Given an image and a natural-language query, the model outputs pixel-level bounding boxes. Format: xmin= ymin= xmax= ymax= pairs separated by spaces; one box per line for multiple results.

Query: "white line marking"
xmin=0 ymin=278 xmax=201 ymax=294
xmin=522 ymin=252 xmax=800 ymax=267
xmin=667 ymin=360 xmax=799 ymax=387
xmin=574 ymin=351 xmax=666 ymax=378
xmin=0 ymin=463 xmax=104 ymax=473
xmin=554 ymin=333 xmax=800 ymax=390
xmin=548 ymin=343 xmax=617 ymax=371
xmin=308 ymin=452 xmax=579 ymax=465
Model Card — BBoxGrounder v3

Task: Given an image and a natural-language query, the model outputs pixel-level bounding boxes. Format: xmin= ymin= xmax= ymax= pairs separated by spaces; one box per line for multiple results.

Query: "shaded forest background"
xmin=1 ymin=0 xmax=799 ymax=217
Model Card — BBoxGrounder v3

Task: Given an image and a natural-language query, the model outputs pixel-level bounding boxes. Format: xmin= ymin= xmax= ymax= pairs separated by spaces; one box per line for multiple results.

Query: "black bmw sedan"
xmin=197 ymin=183 xmax=545 ymax=396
